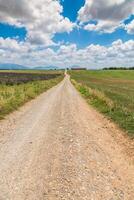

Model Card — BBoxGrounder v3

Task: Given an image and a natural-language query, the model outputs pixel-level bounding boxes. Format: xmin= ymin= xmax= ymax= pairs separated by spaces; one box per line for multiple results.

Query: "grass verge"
xmin=0 ymin=75 xmax=63 ymax=119
xmin=71 ymin=76 xmax=134 ymax=138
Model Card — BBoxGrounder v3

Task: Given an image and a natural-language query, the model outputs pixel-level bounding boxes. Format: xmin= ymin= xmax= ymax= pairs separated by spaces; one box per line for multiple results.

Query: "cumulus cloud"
xmin=0 ymin=37 xmax=134 ymax=68
xmin=84 ymin=21 xmax=121 ymax=33
xmin=78 ymin=0 xmax=134 ymax=33
xmin=0 ymin=0 xmax=74 ymax=45
xmin=124 ymin=20 xmax=134 ymax=34
xmin=0 ymin=0 xmax=134 ymax=69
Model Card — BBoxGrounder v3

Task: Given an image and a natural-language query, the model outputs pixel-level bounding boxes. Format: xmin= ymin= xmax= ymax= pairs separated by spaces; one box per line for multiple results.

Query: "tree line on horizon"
xmin=103 ymin=67 xmax=134 ymax=70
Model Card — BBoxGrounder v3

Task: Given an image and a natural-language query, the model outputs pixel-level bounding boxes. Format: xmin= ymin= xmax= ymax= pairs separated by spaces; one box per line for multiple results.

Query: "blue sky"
xmin=0 ymin=0 xmax=134 ymax=68
xmin=0 ymin=23 xmax=26 ymax=40
xmin=1 ymin=0 xmax=134 ymax=47
xmin=61 ymin=0 xmax=85 ymax=22
xmin=56 ymin=0 xmax=134 ymax=48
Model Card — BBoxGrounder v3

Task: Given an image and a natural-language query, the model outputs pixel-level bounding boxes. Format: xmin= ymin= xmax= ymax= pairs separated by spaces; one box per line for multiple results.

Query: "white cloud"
xmin=0 ymin=38 xmax=134 ymax=68
xmin=78 ymin=0 xmax=134 ymax=33
xmin=84 ymin=21 xmax=121 ymax=33
xmin=124 ymin=20 xmax=134 ymax=34
xmin=0 ymin=0 xmax=134 ymax=69
xmin=0 ymin=0 xmax=74 ymax=45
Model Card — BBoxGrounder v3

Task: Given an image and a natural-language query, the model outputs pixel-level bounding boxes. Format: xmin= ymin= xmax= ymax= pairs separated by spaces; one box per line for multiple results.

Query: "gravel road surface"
xmin=0 ymin=75 xmax=133 ymax=200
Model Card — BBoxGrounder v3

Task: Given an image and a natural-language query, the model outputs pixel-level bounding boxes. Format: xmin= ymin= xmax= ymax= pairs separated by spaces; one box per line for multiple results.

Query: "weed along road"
xmin=0 ymin=75 xmax=133 ymax=199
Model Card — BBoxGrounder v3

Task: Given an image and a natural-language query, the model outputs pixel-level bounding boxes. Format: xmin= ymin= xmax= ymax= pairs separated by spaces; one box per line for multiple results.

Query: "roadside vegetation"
xmin=69 ymin=70 xmax=134 ymax=137
xmin=0 ymin=71 xmax=64 ymax=119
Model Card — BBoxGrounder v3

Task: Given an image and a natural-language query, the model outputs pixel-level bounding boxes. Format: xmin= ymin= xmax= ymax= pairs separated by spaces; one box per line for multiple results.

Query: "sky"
xmin=0 ymin=0 xmax=134 ymax=69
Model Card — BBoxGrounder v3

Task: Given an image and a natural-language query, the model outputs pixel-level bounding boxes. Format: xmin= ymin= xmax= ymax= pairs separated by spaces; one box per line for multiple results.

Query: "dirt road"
xmin=0 ymin=75 xmax=133 ymax=200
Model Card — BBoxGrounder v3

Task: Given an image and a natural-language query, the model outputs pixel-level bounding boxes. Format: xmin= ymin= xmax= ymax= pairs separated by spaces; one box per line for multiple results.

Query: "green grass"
xmin=69 ymin=70 xmax=134 ymax=137
xmin=0 ymin=73 xmax=64 ymax=119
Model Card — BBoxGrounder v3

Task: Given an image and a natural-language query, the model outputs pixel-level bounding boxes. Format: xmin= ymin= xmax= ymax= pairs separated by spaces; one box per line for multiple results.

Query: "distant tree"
xmin=103 ymin=67 xmax=134 ymax=70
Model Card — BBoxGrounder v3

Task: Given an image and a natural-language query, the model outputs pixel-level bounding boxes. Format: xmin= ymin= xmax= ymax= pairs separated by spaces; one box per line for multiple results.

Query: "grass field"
xmin=69 ymin=70 xmax=134 ymax=137
xmin=0 ymin=70 xmax=64 ymax=119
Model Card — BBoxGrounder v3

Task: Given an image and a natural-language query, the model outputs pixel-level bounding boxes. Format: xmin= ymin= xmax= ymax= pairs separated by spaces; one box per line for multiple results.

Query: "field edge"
xmin=71 ymin=78 xmax=134 ymax=138
xmin=0 ymin=75 xmax=64 ymax=120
